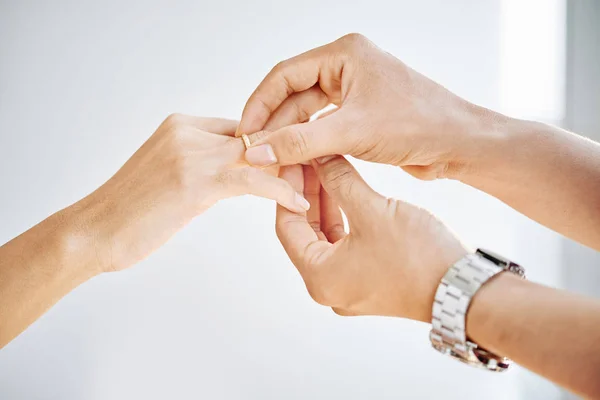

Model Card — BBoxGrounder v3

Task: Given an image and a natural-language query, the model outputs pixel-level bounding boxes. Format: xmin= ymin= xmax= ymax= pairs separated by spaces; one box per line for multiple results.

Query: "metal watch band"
xmin=429 ymin=249 xmax=524 ymax=372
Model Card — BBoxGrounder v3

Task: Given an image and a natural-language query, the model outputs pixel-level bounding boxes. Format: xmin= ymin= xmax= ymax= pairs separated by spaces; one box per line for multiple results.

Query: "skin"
xmin=238 ymin=33 xmax=600 ymax=251
xmin=237 ymin=34 xmax=600 ymax=398
xmin=0 ymin=114 xmax=310 ymax=348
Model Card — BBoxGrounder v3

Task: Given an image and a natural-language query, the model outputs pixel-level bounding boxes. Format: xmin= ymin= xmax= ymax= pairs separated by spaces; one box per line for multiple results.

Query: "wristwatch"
xmin=429 ymin=249 xmax=526 ymax=372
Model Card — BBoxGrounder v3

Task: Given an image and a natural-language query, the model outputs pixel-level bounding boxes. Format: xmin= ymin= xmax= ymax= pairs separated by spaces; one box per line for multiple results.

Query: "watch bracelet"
xmin=429 ymin=250 xmax=522 ymax=371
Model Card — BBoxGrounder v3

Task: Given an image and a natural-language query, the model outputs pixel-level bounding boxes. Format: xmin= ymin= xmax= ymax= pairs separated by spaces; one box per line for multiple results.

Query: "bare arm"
xmin=468 ymin=272 xmax=600 ymax=399
xmin=0 ymin=115 xmax=308 ymax=348
xmin=237 ymin=33 xmax=600 ymax=250
xmin=271 ymin=155 xmax=600 ymax=398
xmin=0 ymin=205 xmax=97 ymax=348
xmin=459 ymin=113 xmax=600 ymax=250
xmin=0 ymin=205 xmax=98 ymax=346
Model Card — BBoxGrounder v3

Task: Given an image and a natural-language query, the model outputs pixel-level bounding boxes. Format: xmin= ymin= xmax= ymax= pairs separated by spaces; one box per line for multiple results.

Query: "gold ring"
xmin=241 ymin=134 xmax=251 ymax=149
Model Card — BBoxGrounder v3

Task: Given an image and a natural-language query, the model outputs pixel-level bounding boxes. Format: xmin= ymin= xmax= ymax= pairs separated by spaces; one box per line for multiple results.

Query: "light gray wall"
xmin=562 ymin=3 xmax=600 ymax=397
xmin=0 ymin=1 xmax=566 ymax=399
xmin=563 ymin=0 xmax=600 ymax=300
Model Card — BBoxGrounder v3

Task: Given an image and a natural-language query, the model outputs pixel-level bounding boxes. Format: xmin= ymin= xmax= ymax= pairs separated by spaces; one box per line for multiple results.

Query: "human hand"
xmin=237 ymin=33 xmax=505 ymax=181
xmin=276 ymin=156 xmax=468 ymax=322
xmin=74 ymin=114 xmax=310 ymax=273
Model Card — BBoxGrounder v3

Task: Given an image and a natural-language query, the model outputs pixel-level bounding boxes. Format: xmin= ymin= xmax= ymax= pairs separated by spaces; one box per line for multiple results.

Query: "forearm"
xmin=0 ymin=203 xmax=100 ymax=348
xmin=467 ymin=273 xmax=600 ymax=398
xmin=458 ymin=111 xmax=600 ymax=250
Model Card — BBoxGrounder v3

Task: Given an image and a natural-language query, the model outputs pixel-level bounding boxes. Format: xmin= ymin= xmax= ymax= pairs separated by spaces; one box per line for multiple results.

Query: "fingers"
xmin=302 ymin=165 xmax=327 ymax=241
xmin=164 ymin=114 xmax=239 ymax=136
xmin=237 ymin=42 xmax=341 ymax=136
xmin=261 ymin=86 xmax=330 ymax=132
xmin=261 ymin=86 xmax=330 ymax=166
xmin=320 ymin=187 xmax=346 ymax=243
xmin=275 ymin=166 xmax=331 ymax=271
xmin=193 ymin=118 xmax=239 ymax=136
xmin=312 ymin=156 xmax=383 ymax=222
xmin=223 ymin=167 xmax=310 ymax=213
xmin=244 ymin=111 xmax=351 ymax=167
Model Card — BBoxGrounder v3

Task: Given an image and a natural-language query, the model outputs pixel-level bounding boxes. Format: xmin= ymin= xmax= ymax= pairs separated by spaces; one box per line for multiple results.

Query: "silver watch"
xmin=429 ymin=249 xmax=525 ymax=372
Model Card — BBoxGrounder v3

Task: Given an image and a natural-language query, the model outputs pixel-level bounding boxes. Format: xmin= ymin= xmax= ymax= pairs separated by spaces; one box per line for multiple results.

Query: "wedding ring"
xmin=241 ymin=134 xmax=252 ymax=149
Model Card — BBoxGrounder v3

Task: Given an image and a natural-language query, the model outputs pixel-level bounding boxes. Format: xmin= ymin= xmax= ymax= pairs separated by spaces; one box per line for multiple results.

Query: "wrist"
xmin=428 ymin=250 xmax=525 ymax=371
xmin=58 ymin=190 xmax=119 ymax=276
xmin=50 ymin=202 xmax=108 ymax=280
xmin=419 ymin=243 xmax=470 ymax=323
xmin=466 ymin=271 xmax=524 ymax=353
xmin=445 ymin=103 xmax=521 ymax=184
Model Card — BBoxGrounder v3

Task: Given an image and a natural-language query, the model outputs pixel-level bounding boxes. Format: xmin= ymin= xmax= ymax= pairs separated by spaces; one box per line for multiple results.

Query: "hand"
xmin=237 ymin=33 xmax=504 ymax=181
xmin=276 ymin=156 xmax=468 ymax=322
xmin=73 ymin=114 xmax=310 ymax=273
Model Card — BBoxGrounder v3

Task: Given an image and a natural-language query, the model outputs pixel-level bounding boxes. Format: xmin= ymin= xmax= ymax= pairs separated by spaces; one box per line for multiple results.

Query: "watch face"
xmin=476 ymin=248 xmax=526 ymax=278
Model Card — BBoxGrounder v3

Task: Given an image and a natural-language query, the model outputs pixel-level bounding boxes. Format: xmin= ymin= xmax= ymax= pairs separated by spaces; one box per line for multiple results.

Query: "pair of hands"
xmin=90 ymin=34 xmax=475 ymax=323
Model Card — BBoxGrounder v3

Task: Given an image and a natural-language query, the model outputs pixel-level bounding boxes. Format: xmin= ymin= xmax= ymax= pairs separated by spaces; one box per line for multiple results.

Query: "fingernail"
xmin=316 ymin=155 xmax=336 ymax=164
xmin=294 ymin=193 xmax=311 ymax=211
xmin=245 ymin=144 xmax=277 ymax=166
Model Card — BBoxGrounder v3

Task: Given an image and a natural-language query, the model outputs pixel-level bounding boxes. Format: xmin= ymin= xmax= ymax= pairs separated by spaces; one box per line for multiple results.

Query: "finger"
xmin=262 ymin=86 xmax=330 ymax=167
xmin=244 ymin=110 xmax=352 ymax=167
xmin=302 ymin=165 xmax=326 ymax=241
xmin=237 ymin=41 xmax=341 ymax=136
xmin=193 ymin=118 xmax=239 ymax=136
xmin=262 ymin=86 xmax=330 ymax=132
xmin=320 ymin=187 xmax=346 ymax=243
xmin=222 ymin=167 xmax=310 ymax=213
xmin=165 ymin=114 xmax=239 ymax=136
xmin=312 ymin=156 xmax=383 ymax=221
xmin=276 ymin=166 xmax=331 ymax=271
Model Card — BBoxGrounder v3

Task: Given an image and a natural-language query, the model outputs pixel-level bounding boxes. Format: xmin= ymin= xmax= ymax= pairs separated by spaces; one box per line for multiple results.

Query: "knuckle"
xmin=213 ymin=169 xmax=235 ymax=187
xmin=271 ymin=60 xmax=294 ymax=96
xmin=215 ymin=167 xmax=252 ymax=189
xmin=324 ymin=163 xmax=354 ymax=195
xmin=274 ymin=215 xmax=303 ymax=242
xmin=165 ymin=113 xmax=186 ymax=128
xmin=272 ymin=60 xmax=289 ymax=75
xmin=339 ymin=32 xmax=368 ymax=50
xmin=238 ymin=167 xmax=255 ymax=185
xmin=256 ymin=96 xmax=276 ymax=117
xmin=284 ymin=127 xmax=310 ymax=159
xmin=325 ymin=223 xmax=345 ymax=238
xmin=248 ymin=130 xmax=270 ymax=145
xmin=308 ymin=220 xmax=322 ymax=233
xmin=291 ymin=97 xmax=311 ymax=123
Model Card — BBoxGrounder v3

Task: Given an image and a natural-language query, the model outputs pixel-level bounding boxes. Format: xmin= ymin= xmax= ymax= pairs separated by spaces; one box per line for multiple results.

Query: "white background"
xmin=0 ymin=1 xmax=567 ymax=399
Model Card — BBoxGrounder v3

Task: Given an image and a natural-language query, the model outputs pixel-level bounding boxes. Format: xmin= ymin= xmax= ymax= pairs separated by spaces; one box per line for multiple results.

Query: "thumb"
xmin=244 ymin=112 xmax=351 ymax=167
xmin=312 ymin=156 xmax=384 ymax=221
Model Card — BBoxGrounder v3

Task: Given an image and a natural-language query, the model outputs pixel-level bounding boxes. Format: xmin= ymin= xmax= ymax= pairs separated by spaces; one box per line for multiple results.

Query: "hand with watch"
xmin=271 ymin=156 xmax=600 ymax=400
xmin=238 ymin=34 xmax=600 ymax=398
xmin=271 ymin=157 xmax=525 ymax=368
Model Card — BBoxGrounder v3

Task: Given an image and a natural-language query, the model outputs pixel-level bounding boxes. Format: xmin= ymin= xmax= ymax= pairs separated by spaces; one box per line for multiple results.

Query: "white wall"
xmin=0 ymin=1 xmax=564 ymax=399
